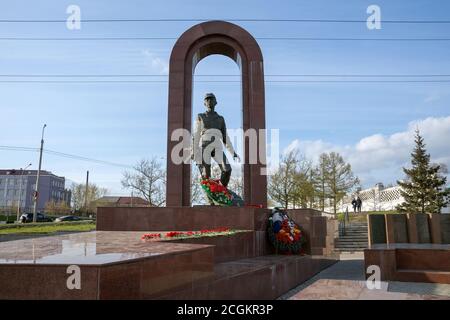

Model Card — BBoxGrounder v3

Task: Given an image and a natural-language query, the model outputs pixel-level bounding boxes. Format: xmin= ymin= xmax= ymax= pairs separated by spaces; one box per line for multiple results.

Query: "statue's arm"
xmin=192 ymin=114 xmax=202 ymax=162
xmin=221 ymin=118 xmax=239 ymax=159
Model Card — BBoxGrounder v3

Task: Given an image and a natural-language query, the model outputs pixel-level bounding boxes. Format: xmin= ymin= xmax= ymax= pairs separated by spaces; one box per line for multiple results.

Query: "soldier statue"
xmin=191 ymin=93 xmax=240 ymax=189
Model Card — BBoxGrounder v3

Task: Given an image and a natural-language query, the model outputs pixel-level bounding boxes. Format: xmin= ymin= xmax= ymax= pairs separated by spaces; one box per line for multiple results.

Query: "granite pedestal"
xmin=0 ymin=207 xmax=338 ymax=299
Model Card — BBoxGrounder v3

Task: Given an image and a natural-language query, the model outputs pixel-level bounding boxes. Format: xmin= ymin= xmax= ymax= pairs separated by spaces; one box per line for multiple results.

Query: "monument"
xmin=166 ymin=20 xmax=267 ymax=207
xmin=0 ymin=21 xmax=337 ymax=300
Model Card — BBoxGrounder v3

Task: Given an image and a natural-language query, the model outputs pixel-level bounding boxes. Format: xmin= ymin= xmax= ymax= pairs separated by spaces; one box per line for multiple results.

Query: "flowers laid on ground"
xmin=200 ymin=179 xmax=232 ymax=206
xmin=141 ymin=227 xmax=236 ymax=241
xmin=141 ymin=233 xmax=161 ymax=239
xmin=267 ymin=208 xmax=306 ymax=254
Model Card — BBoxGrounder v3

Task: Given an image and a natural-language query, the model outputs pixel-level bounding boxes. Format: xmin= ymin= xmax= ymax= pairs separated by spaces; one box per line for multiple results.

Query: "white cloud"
xmin=142 ymin=50 xmax=169 ymax=74
xmin=286 ymin=116 xmax=450 ymax=188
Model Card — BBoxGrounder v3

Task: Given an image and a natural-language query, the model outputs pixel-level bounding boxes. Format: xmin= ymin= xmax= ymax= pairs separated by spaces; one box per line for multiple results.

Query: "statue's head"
xmin=204 ymin=93 xmax=217 ymax=112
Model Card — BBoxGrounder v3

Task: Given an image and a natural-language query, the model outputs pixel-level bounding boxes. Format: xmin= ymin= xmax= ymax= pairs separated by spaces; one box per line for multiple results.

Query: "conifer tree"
xmin=396 ymin=130 xmax=449 ymax=213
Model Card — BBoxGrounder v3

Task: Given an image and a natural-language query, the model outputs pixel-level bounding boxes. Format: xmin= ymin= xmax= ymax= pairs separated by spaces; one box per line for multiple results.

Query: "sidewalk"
xmin=278 ymin=253 xmax=450 ymax=299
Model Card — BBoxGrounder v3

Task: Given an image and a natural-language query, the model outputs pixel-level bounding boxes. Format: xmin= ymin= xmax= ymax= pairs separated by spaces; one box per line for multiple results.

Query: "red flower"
xmin=165 ymin=231 xmax=185 ymax=238
xmin=143 ymin=227 xmax=232 ymax=241
xmin=141 ymin=233 xmax=162 ymax=240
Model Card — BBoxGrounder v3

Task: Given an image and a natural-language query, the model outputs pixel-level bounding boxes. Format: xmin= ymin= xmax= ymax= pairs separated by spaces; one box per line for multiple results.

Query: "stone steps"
xmin=338 ymin=235 xmax=368 ymax=239
xmin=335 ymin=241 xmax=368 ymax=245
xmin=157 ymin=254 xmax=338 ymax=299
xmin=335 ymin=248 xmax=366 ymax=252
xmin=340 ymin=231 xmax=367 ymax=235
xmin=336 ymin=222 xmax=368 ymax=252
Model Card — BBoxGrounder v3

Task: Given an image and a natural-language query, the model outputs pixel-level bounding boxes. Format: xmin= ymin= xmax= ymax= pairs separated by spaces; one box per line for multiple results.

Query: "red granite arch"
xmin=166 ymin=21 xmax=267 ymax=207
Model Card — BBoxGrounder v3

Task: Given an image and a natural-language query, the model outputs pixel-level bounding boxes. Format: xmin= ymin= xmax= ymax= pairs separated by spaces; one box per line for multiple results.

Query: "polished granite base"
xmin=96 ymin=206 xmax=271 ymax=232
xmin=0 ymin=207 xmax=337 ymax=299
xmin=0 ymin=230 xmax=337 ymax=299
xmin=0 ymin=231 xmax=215 ymax=299
xmin=96 ymin=206 xmax=335 ymax=256
xmin=159 ymin=255 xmax=336 ymax=300
xmin=364 ymin=243 xmax=450 ymax=284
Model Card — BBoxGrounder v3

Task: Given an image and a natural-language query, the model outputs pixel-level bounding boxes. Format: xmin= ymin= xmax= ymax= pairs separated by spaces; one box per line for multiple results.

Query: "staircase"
xmin=335 ymin=222 xmax=368 ymax=252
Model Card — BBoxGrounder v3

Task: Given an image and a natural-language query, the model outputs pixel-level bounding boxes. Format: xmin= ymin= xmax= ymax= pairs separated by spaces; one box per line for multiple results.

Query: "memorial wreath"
xmin=267 ymin=208 xmax=306 ymax=254
xmin=200 ymin=178 xmax=233 ymax=206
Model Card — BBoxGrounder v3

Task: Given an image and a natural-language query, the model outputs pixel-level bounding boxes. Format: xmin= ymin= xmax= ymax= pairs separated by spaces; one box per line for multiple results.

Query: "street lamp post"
xmin=33 ymin=124 xmax=46 ymax=222
xmin=17 ymin=163 xmax=32 ymax=222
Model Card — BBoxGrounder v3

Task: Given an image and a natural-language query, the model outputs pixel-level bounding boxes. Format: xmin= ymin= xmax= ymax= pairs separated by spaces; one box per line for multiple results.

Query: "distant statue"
xmin=191 ymin=93 xmax=240 ymax=188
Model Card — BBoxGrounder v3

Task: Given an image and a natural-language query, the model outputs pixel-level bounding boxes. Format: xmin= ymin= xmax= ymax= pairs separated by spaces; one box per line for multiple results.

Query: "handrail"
xmin=339 ymin=207 xmax=350 ymax=236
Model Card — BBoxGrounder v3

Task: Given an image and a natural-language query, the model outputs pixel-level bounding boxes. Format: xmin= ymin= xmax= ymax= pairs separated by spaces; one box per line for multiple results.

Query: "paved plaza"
xmin=279 ymin=253 xmax=450 ymax=300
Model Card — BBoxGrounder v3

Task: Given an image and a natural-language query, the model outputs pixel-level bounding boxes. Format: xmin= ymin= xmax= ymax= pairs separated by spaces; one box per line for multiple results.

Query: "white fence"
xmin=326 ymin=184 xmax=404 ymax=213
xmin=326 ymin=183 xmax=450 ymax=213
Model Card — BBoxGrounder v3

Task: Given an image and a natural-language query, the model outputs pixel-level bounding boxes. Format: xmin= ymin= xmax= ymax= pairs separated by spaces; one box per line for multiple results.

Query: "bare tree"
xmin=268 ymin=150 xmax=313 ymax=208
xmin=45 ymin=200 xmax=71 ymax=215
xmin=292 ymin=157 xmax=314 ymax=208
xmin=121 ymin=158 xmax=166 ymax=207
xmin=323 ymin=152 xmax=360 ymax=214
xmin=191 ymin=168 xmax=206 ymax=205
xmin=227 ymin=174 xmax=244 ymax=199
xmin=71 ymin=183 xmax=108 ymax=214
xmin=312 ymin=153 xmax=331 ymax=212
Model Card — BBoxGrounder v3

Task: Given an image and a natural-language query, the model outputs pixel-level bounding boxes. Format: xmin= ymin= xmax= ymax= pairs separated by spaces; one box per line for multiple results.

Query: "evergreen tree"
xmin=396 ymin=130 xmax=449 ymax=213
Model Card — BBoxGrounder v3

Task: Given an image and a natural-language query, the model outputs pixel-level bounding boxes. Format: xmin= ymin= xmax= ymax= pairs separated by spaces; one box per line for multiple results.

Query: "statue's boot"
xmin=220 ymin=170 xmax=231 ymax=188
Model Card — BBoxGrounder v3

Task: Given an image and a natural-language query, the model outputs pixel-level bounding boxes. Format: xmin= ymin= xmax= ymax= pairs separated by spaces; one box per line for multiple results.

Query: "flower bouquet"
xmin=200 ymin=178 xmax=233 ymax=206
xmin=267 ymin=208 xmax=306 ymax=254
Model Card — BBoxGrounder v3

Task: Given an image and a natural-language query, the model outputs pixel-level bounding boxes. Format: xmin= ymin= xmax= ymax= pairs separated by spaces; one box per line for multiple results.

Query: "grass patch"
xmin=0 ymin=222 xmax=95 ymax=235
xmin=337 ymin=210 xmax=399 ymax=223
xmin=365 ymin=210 xmax=398 ymax=215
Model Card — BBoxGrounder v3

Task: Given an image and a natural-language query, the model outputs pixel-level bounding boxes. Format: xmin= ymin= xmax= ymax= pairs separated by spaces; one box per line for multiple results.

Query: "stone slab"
xmin=364 ymin=243 xmax=450 ymax=284
xmin=416 ymin=214 xmax=431 ymax=243
xmin=157 ymin=255 xmax=338 ymax=300
xmin=368 ymin=214 xmax=386 ymax=245
xmin=386 ymin=214 xmax=409 ymax=243
xmin=0 ymin=230 xmax=337 ymax=299
xmin=97 ymin=206 xmax=271 ymax=232
xmin=441 ymin=214 xmax=450 ymax=244
xmin=0 ymin=231 xmax=215 ymax=299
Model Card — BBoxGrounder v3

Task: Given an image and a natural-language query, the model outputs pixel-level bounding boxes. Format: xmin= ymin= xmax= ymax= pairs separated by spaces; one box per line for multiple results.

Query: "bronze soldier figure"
xmin=192 ymin=93 xmax=240 ymax=188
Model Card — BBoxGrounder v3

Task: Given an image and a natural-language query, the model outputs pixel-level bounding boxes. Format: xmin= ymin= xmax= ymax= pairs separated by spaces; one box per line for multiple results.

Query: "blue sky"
xmin=1 ymin=0 xmax=449 ymax=194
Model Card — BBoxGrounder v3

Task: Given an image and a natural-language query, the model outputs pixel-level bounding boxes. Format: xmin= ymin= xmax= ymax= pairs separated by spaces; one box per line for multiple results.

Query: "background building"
xmin=325 ymin=183 xmax=404 ymax=213
xmin=0 ymin=169 xmax=71 ymax=214
xmin=326 ymin=182 xmax=449 ymax=214
xmin=88 ymin=196 xmax=150 ymax=215
xmin=91 ymin=196 xmax=150 ymax=208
